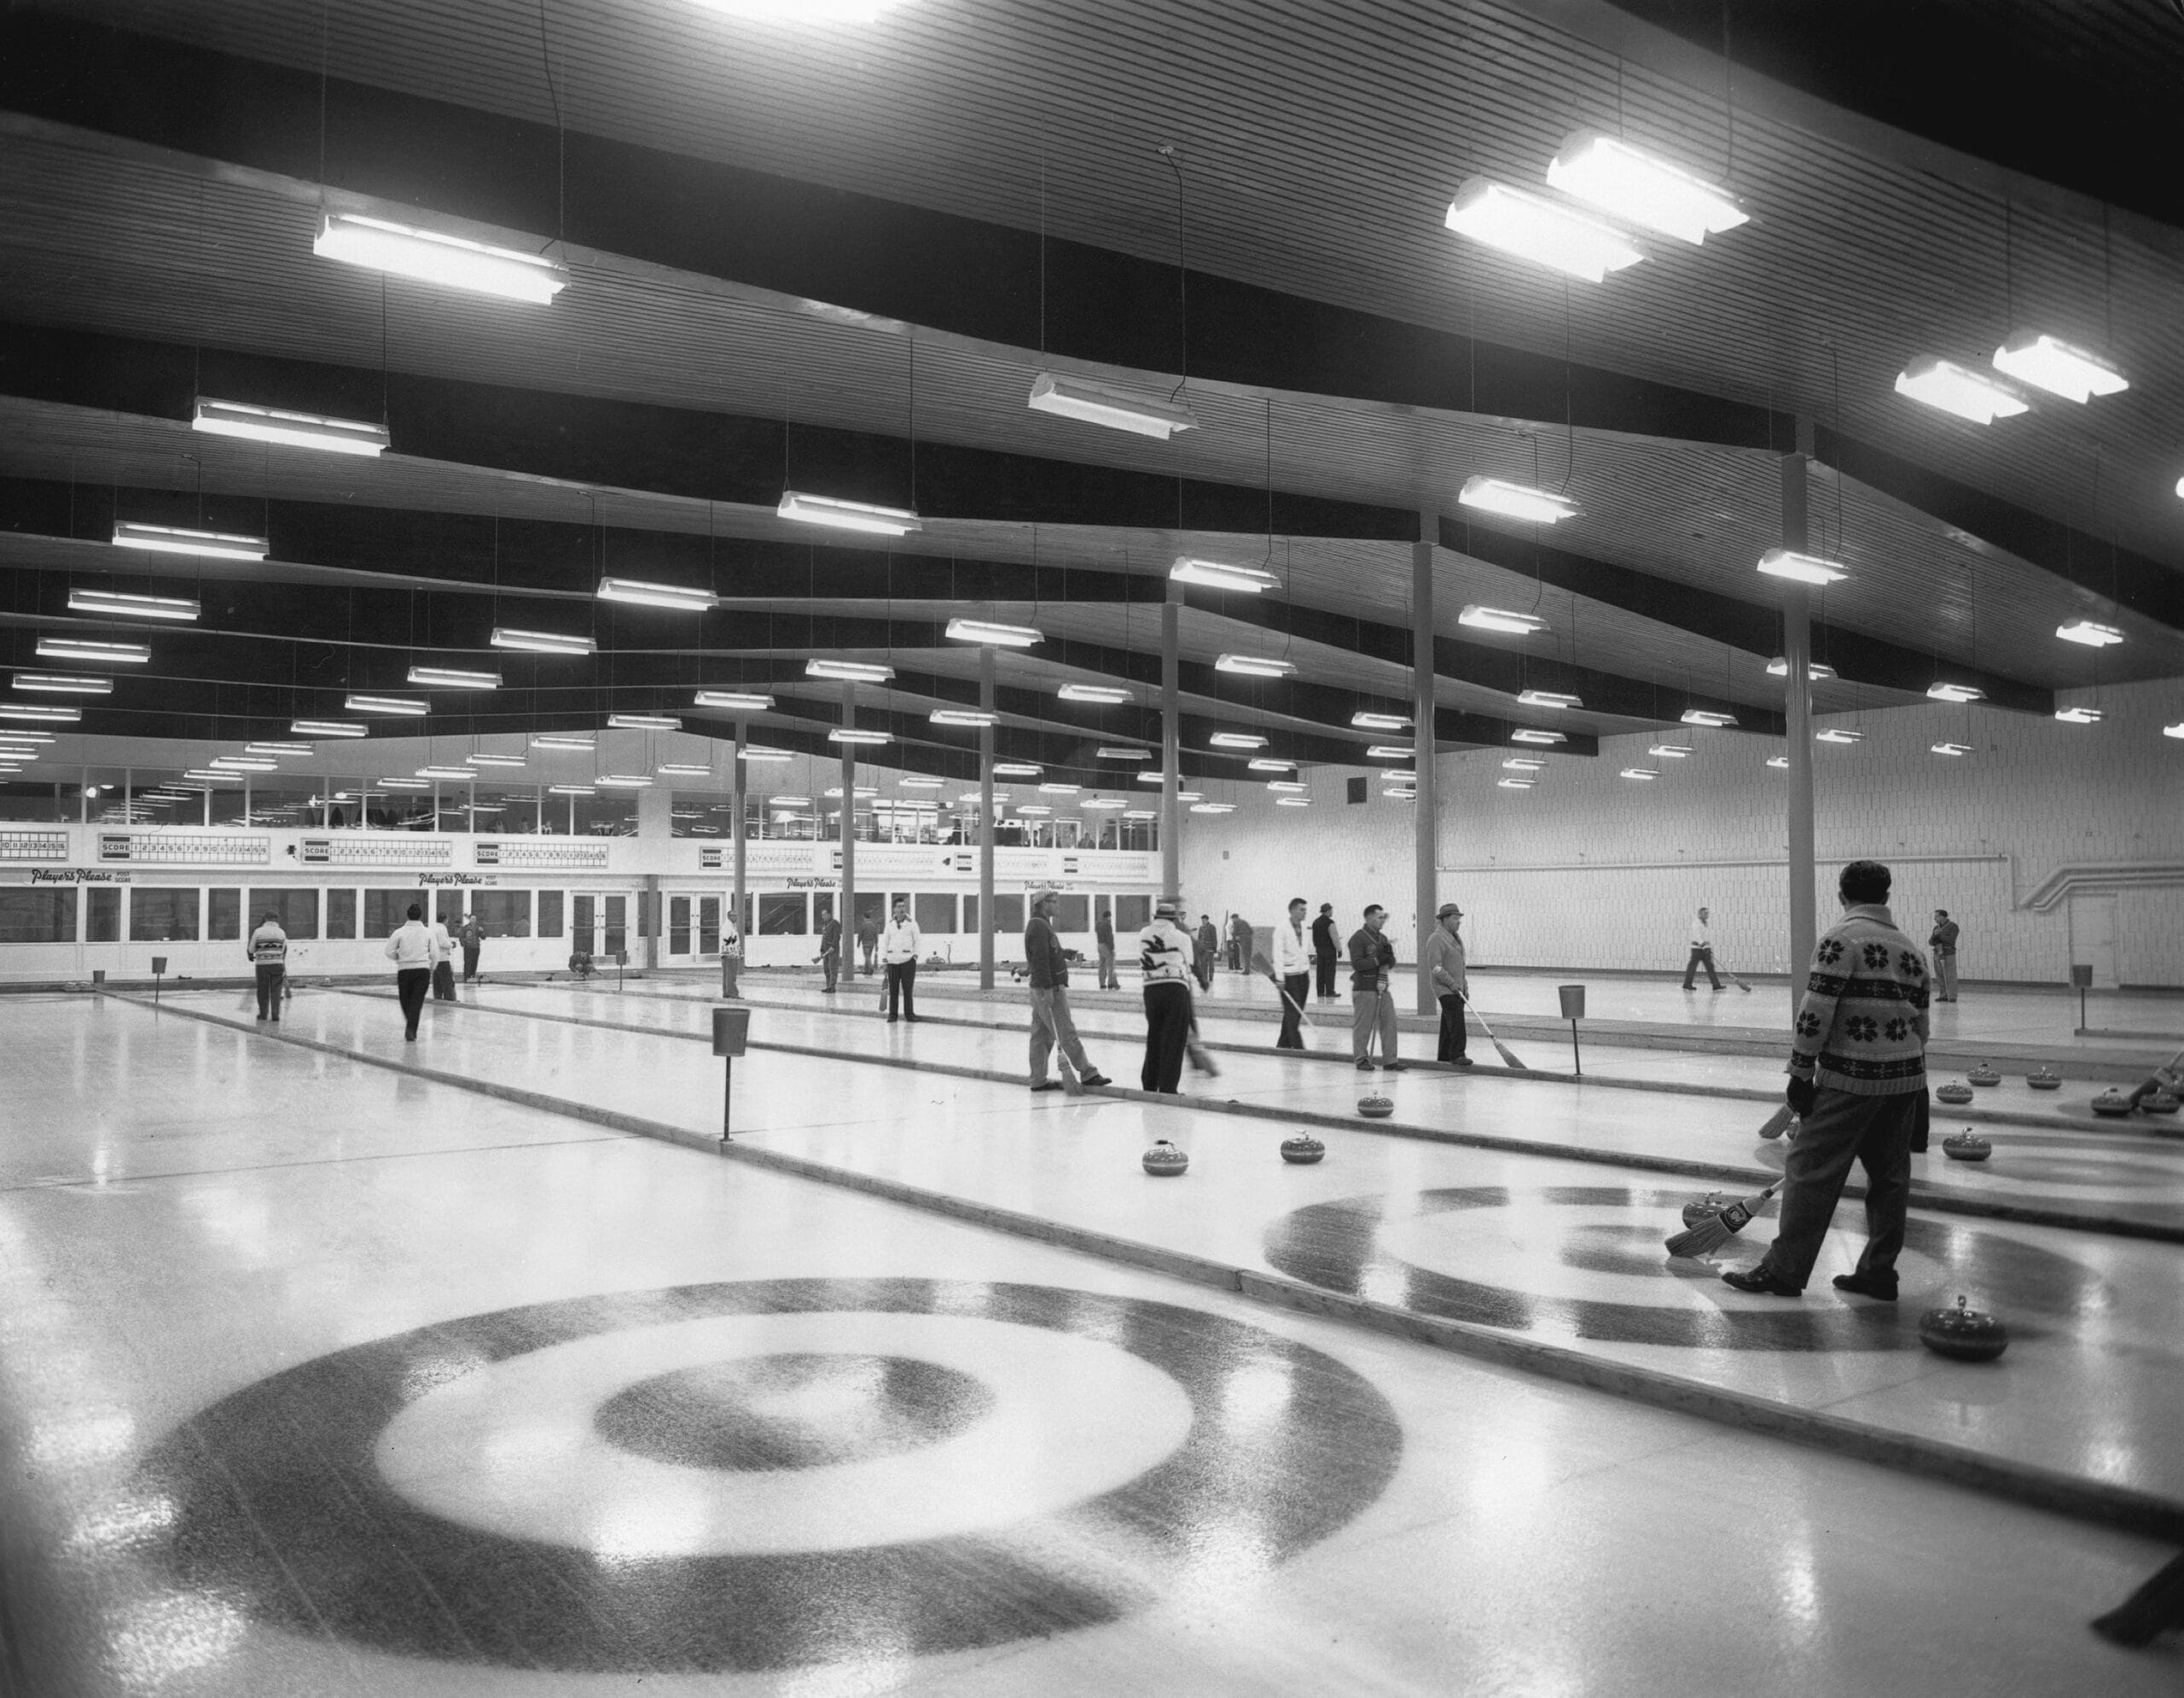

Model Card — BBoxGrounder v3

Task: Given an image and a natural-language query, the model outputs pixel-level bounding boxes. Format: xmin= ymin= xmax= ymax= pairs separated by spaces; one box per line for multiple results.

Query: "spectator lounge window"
xmin=537 ymin=889 xmax=564 ymax=939
xmin=0 ymin=887 xmax=76 ymax=943
xmin=249 ymin=889 xmax=320 ymax=940
xmin=758 ymin=893 xmax=807 ymax=935
xmin=473 ymin=890 xmax=531 ymax=938
xmin=326 ymin=888 xmax=357 ymax=939
xmin=364 ymin=891 xmax=417 ymax=939
xmin=207 ymin=888 xmax=241 ymax=942
xmin=87 ymin=887 xmax=120 ymax=943
xmin=129 ymin=887 xmax=200 ymax=943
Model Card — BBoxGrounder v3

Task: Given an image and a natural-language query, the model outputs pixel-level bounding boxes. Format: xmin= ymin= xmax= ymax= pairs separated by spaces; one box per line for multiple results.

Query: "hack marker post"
xmin=151 ymin=956 xmax=166 ymax=1006
xmin=2071 ymin=962 xmax=2093 ymax=1034
xmin=712 ymin=1004 xmax=751 ymax=1143
xmin=615 ymin=949 xmax=629 ymax=993
xmin=1557 ymin=983 xmax=1586 ymax=1074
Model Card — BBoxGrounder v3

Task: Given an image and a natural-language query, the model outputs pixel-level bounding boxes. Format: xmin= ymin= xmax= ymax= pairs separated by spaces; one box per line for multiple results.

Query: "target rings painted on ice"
xmin=128 ymin=1278 xmax=1403 ymax=1672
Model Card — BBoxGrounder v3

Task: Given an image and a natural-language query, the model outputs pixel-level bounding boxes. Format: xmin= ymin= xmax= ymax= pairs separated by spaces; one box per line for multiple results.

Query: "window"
xmin=434 ymin=889 xmax=466 ymax=928
xmin=1114 ymin=895 xmax=1151 ymax=933
xmin=603 ymin=895 xmax=628 ymax=957
xmin=129 ymin=887 xmax=200 ymax=942
xmin=537 ymin=889 xmax=564 ymax=939
xmin=364 ymin=891 xmax=420 ymax=939
xmin=573 ymin=894 xmax=595 ymax=954
xmin=0 ymin=887 xmax=75 ymax=942
xmin=995 ymin=893 xmax=1025 ymax=934
xmin=207 ymin=888 xmax=241 ymax=941
xmin=668 ymin=896 xmax=691 ymax=955
xmin=698 ymin=896 xmax=720 ymax=955
xmin=473 ymin=891 xmax=531 ymax=938
xmin=1346 ymin=776 xmax=1368 ymax=805
xmin=915 ymin=893 xmax=956 ymax=934
xmin=325 ymin=888 xmax=357 ymax=939
xmin=758 ymin=893 xmax=807 ymax=934
xmin=86 ymin=887 xmax=121 ymax=943
xmin=249 ymin=889 xmax=320 ymax=940
xmin=1055 ymin=894 xmax=1089 ymax=933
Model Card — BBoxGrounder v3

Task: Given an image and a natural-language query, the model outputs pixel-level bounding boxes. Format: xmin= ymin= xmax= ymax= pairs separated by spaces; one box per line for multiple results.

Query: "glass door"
xmin=667 ymin=895 xmax=693 ymax=960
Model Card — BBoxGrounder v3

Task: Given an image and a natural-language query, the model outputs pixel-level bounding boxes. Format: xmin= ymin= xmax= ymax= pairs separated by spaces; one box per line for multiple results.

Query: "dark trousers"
xmin=1193 ymin=951 xmax=1214 ymax=991
xmin=1438 ymin=991 xmax=1468 ymax=1061
xmin=396 ymin=968 xmax=432 ymax=1038
xmin=462 ymin=945 xmax=480 ymax=982
xmin=885 ymin=959 xmax=917 ymax=1019
xmin=1142 ymin=982 xmax=1192 ymax=1092
xmin=1682 ymin=945 xmax=1722 ymax=990
xmin=1315 ymin=952 xmax=1337 ymax=998
xmin=860 ymin=941 xmax=876 ymax=974
xmin=822 ymin=948 xmax=839 ymax=991
xmin=1757 ymin=1087 xmax=1919 ymax=1289
xmin=433 ymin=960 xmax=456 ymax=1000
xmin=1277 ymin=973 xmax=1309 ymax=1049
xmin=254 ymin=962 xmax=284 ymax=1020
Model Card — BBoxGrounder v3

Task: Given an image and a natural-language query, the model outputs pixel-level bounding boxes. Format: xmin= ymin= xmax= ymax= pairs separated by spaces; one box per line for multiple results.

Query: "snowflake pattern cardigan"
xmin=1789 ymin=903 xmax=1931 ymax=1096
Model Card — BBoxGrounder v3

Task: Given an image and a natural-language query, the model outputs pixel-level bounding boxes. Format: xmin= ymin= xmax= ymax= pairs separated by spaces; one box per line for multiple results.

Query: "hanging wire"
xmin=1159 ymin=145 xmax=1188 ymax=402
xmin=1719 ymin=1 xmax=1735 ymax=184
xmin=316 ymin=0 xmax=331 ymax=188
xmin=537 ymin=0 xmax=566 ymax=251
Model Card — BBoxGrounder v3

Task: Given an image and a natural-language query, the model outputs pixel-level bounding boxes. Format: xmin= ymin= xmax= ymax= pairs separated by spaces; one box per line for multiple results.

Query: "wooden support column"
xmin=839 ymin=683 xmax=857 ymax=947
xmin=1413 ymin=511 xmax=1440 ymax=1015
xmin=1161 ymin=575 xmax=1182 ymax=905
xmin=1783 ymin=417 xmax=1818 ymax=1003
xmin=979 ymin=645 xmax=996 ymax=990
xmin=731 ymin=719 xmax=746 ymax=951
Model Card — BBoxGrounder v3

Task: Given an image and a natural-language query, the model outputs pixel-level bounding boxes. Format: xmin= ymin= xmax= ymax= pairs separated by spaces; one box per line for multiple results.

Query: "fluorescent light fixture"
xmin=1123 ymin=809 xmax=1159 ymax=820
xmin=293 ymin=718 xmax=367 ymax=738
xmin=828 ymin=728 xmax=891 ymax=745
xmin=1098 ymin=746 xmax=1153 ymax=761
xmin=415 ymin=766 xmax=475 ymax=781
xmin=995 ymin=761 xmax=1043 ymax=777
xmin=1766 ymin=755 xmax=1790 ymax=769
xmin=1510 ymin=728 xmax=1566 ymax=745
xmin=656 ymin=763 xmax=713 ymax=776
xmin=607 ymin=712 xmax=681 ymax=731
xmin=1458 ymin=477 xmax=1579 ymax=524
xmin=898 ymin=776 xmax=943 ymax=788
xmin=1248 ymin=758 xmax=1297 ymax=772
xmin=1365 ymin=744 xmax=1413 ymax=759
xmin=1016 ymin=805 xmax=1052 ymax=817
xmin=1027 ymin=372 xmax=1199 ymax=439
xmin=1502 ymin=757 xmax=1545 ymax=771
xmin=1170 ymin=557 xmax=1278 ymax=593
xmin=1082 ymin=797 xmax=1126 ymax=810
xmin=0 ymin=703 xmax=79 ymax=723
xmin=38 ymin=637 xmax=149 ymax=665
xmin=1517 ymin=689 xmax=1582 ymax=709
xmin=314 ymin=212 xmax=567 ymax=303
xmin=1544 ymin=130 xmax=1747 ymax=244
xmin=1215 ymin=654 xmax=1295 ymax=678
xmin=1895 ymin=357 xmax=2028 ymax=424
xmin=244 ymin=742 xmax=311 ymax=756
xmin=2054 ymin=706 xmax=2103 ymax=724
xmin=1189 ymin=802 xmax=1235 ymax=814
xmin=1766 ymin=657 xmax=1838 ymax=681
xmin=209 ymin=756 xmax=277 ymax=771
xmin=192 ymin=397 xmax=388 ymax=456
xmin=547 ymin=784 xmax=595 ymax=796
xmin=806 ymin=659 xmax=895 ymax=683
xmin=1458 ymin=603 xmax=1550 ymax=636
xmin=346 ymin=693 xmax=428 ymax=716
xmin=492 ymin=626 xmax=596 ymax=655
xmin=1815 ymin=728 xmax=1865 ymax=744
xmin=376 ymin=777 xmax=430 ymax=790
xmin=946 ymin=617 xmax=1043 ymax=648
xmin=1038 ymin=782 xmax=1081 ymax=794
xmin=739 ymin=745 xmax=793 ymax=761
xmin=1931 ymin=741 xmax=1974 ymax=757
xmin=776 ymin=491 xmax=921 ymax=536
xmin=1136 ymin=770 xmax=1166 ymax=783
xmin=1443 ymin=176 xmax=1644 ymax=282
xmin=466 ymin=753 xmax=528 ymax=768
xmin=1647 ymin=744 xmax=1692 ymax=759
xmin=2057 ymin=619 xmax=2123 ymax=648
xmin=1620 ymin=767 xmax=1659 ymax=780
xmin=531 ymin=734 xmax=596 ymax=751
xmin=12 ymin=673 xmax=109 ymax=694
xmin=1926 ymin=683 xmax=1984 ymax=704
xmin=1992 ymin=332 xmax=2127 ymax=404
xmin=1209 ymin=732 xmax=1269 ymax=749
xmin=1757 ymin=549 xmax=1850 ymax=586
xmin=1682 ymin=708 xmax=1738 ymax=727
xmin=1351 ymin=712 xmax=1410 ymax=731
xmin=67 ymin=587 xmax=199 ymax=622
xmin=930 ymin=709 xmax=999 ymax=727
xmin=1059 ymin=683 xmax=1134 ymax=704
xmin=112 ymin=520 xmax=267 ymax=561
xmin=1267 ymin=780 xmax=1309 ymax=794
xmin=1276 ymin=796 xmax=1311 ymax=807
xmin=596 ymin=774 xmax=653 ymax=788
xmin=1380 ymin=769 xmax=1418 ymax=784
xmin=0 ymin=730 xmax=55 ymax=744
xmin=182 ymin=770 xmax=232 ymax=782
xmin=1382 ymin=788 xmax=1415 ymax=800
xmin=595 ymin=578 xmax=718 ymax=613
xmin=1497 ymin=778 xmax=1534 ymax=790
xmin=694 ymin=690 xmax=776 ymax=712
xmin=408 ymin=665 xmax=501 ymax=690
xmin=771 ymin=796 xmax=814 ymax=807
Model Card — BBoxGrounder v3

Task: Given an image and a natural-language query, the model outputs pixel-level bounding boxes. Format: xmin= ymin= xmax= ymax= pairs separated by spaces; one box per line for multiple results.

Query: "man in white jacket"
xmin=880 ymin=898 xmax=922 ymax=1023
xmin=1270 ymin=896 xmax=1313 ymax=1050
xmin=385 ymin=903 xmax=435 ymax=1040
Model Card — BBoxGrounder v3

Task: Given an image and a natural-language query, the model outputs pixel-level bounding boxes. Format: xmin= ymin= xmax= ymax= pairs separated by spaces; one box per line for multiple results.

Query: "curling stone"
xmin=2091 ymin=1089 xmax=2134 ymax=1118
xmin=1279 ymin=1134 xmax=1327 ymax=1165
xmin=1681 ymin=1193 xmax=1732 ymax=1228
xmin=2143 ymin=1091 xmax=2181 ymax=1115
xmin=1356 ymin=1095 xmax=1395 ymax=1119
xmin=2025 ymin=1067 xmax=2062 ymax=1091
xmin=1141 ymin=1139 xmax=1189 ymax=1177
xmin=1935 ymin=1080 xmax=1974 ymax=1106
xmin=1967 ymin=1061 xmax=2001 ymax=1087
xmin=1918 ymin=1294 xmax=2009 ymax=1363
xmin=1941 ymin=1129 xmax=1992 ymax=1162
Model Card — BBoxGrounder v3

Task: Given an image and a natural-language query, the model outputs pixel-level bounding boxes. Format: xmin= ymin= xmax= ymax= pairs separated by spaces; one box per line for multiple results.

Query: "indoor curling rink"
xmin=3 ymin=978 xmax=2181 ymax=1697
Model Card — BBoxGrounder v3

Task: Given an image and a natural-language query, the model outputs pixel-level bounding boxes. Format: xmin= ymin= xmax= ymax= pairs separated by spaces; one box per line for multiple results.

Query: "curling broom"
xmin=1756 ymin=1102 xmax=1796 ymax=1140
xmin=1184 ymin=999 xmax=1219 ymax=1076
xmin=1664 ymin=1182 xmax=1778 ymax=1258
xmin=1251 ymin=949 xmax=1316 ymax=1029
xmin=1467 ymin=1003 xmax=1528 ymax=1070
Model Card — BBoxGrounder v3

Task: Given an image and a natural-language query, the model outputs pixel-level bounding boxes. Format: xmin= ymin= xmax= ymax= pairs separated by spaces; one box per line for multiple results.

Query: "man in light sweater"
xmin=1423 ymin=901 xmax=1472 ymax=1067
xmin=246 ymin=910 xmax=288 ymax=1022
xmin=1024 ymin=887 xmax=1110 ymax=1091
xmin=880 ymin=898 xmax=921 ymax=1023
xmin=1138 ymin=897 xmax=1194 ymax=1093
xmin=429 ymin=910 xmax=458 ymax=1001
xmin=384 ymin=903 xmax=435 ymax=1041
xmin=1682 ymin=905 xmax=1723 ymax=991
xmin=1726 ymin=860 xmax=1929 ymax=1300
xmin=1270 ymin=896 xmax=1313 ymax=1050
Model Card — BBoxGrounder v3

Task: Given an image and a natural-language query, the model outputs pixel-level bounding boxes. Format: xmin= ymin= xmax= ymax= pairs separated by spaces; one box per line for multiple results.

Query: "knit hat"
xmin=1153 ymin=898 xmax=1180 ymax=918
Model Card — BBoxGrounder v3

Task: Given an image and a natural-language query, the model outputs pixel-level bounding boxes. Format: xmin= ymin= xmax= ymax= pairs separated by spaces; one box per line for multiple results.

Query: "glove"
xmin=1786 ymin=1076 xmax=1817 ymax=1117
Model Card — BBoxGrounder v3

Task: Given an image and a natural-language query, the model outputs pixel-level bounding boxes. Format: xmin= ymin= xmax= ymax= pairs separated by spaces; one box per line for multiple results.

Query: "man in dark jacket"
xmin=1193 ymin=915 xmax=1218 ymax=991
xmin=1311 ymin=903 xmax=1339 ymax=999
xmin=457 ymin=911 xmax=485 ymax=983
xmin=818 ymin=911 xmax=843 ymax=991
xmin=1928 ymin=909 xmax=1960 ymax=1002
xmin=1024 ymin=887 xmax=1110 ymax=1091
xmin=1349 ymin=904 xmax=1400 ymax=1071
xmin=1095 ymin=904 xmax=1119 ymax=989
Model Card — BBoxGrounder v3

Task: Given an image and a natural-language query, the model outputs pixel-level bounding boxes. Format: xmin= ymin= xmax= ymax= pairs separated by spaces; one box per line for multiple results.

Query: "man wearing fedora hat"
xmin=1024 ymin=887 xmax=1110 ymax=1093
xmin=1424 ymin=901 xmax=1472 ymax=1067
xmin=1138 ymin=896 xmax=1195 ymax=1093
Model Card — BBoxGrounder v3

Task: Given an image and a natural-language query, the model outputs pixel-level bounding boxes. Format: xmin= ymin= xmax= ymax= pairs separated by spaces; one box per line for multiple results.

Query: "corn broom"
xmin=1664 ymin=1182 xmax=1778 ymax=1258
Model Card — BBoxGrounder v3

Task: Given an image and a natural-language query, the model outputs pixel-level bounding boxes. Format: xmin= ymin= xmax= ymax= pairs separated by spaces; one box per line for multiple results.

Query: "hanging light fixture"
xmin=1991 ymin=332 xmax=2127 ymax=403
xmin=1510 ymin=728 xmax=1566 ymax=745
xmin=346 ymin=693 xmax=429 ymax=716
xmin=1895 ymin=358 xmax=2029 ymax=424
xmin=1458 ymin=477 xmax=1578 ymax=524
xmin=776 ymin=491 xmax=921 ymax=536
xmin=1027 ymin=372 xmax=1198 ymax=439
xmin=1681 ymin=708 xmax=1738 ymax=728
xmin=1926 ymin=683 xmax=1984 ymax=704
xmin=595 ymin=774 xmax=654 ymax=788
xmin=2053 ymin=706 xmax=2103 ymax=724
xmin=547 ymin=783 xmax=595 ymax=796
xmin=1815 ymin=728 xmax=1865 ymax=744
xmin=1766 ymin=755 xmax=1790 ymax=769
xmin=67 ymin=587 xmax=200 ymax=622
xmin=244 ymin=742 xmax=311 ymax=757
xmin=1496 ymin=777 xmax=1534 ymax=790
xmin=946 ymin=618 xmax=1043 ymax=648
xmin=1266 ymin=780 xmax=1308 ymax=794
xmin=2161 ymin=722 xmax=2184 ymax=740
xmin=315 ymin=212 xmax=569 ymax=302
xmin=408 ymin=665 xmax=502 ymax=690
xmin=112 ymin=520 xmax=268 ymax=561
xmin=293 ymin=718 xmax=367 ymax=738
xmin=1620 ymin=767 xmax=1659 ymax=781
xmin=1038 ymin=782 xmax=1081 ymax=794
xmin=1059 ymin=683 xmax=1133 ymax=704
xmin=930 ymin=709 xmax=999 ymax=727
xmin=1503 ymin=757 xmax=1546 ymax=771
xmin=1647 ymin=744 xmax=1692 ymax=759
xmin=1767 ymin=657 xmax=1838 ymax=680
xmin=192 ymin=398 xmax=389 ymax=456
xmin=1458 ymin=604 xmax=1550 ymax=635
xmin=595 ymin=578 xmax=719 ymax=612
xmin=607 ymin=712 xmax=681 ymax=731
xmin=1170 ymin=557 xmax=1278 ymax=592
xmin=828 ymin=728 xmax=892 ymax=745
xmin=11 ymin=673 xmax=110 ymax=694
xmin=1351 ymin=712 xmax=1410 ymax=731
xmin=2056 ymin=619 xmax=2123 ymax=647
xmin=1544 ymin=131 xmax=1748 ymax=244
xmin=1216 ymin=654 xmax=1296 ymax=678
xmin=807 ymin=659 xmax=896 ymax=683
xmin=1365 ymin=745 xmax=1413 ymax=759
xmin=694 ymin=690 xmax=776 ymax=712
xmin=415 ymin=765 xmax=475 ymax=782
xmin=1209 ymin=732 xmax=1269 ymax=749
xmin=1098 ymin=746 xmax=1153 ymax=761
xmin=995 ymin=761 xmax=1043 ymax=777
xmin=493 ymin=627 xmax=595 ymax=655
xmin=656 ymin=763 xmax=713 ymax=776
xmin=1517 ymin=689 xmax=1582 ymax=710
xmin=1275 ymin=795 xmax=1311 ymax=807
xmin=1248 ymin=758 xmax=1297 ymax=772
xmin=738 ymin=745 xmax=793 ymax=762
xmin=531 ymin=734 xmax=596 ymax=751
xmin=1757 ymin=549 xmax=1850 ymax=585
xmin=38 ymin=637 xmax=149 ymax=665
xmin=1443 ymin=177 xmax=1644 ymax=282
xmin=1931 ymin=741 xmax=1974 ymax=757
xmin=467 ymin=752 xmax=528 ymax=767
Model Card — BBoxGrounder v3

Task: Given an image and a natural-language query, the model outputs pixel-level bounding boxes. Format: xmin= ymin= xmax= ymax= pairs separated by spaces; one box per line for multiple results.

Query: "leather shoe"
xmin=1832 ymin=1271 xmax=1898 ymax=1300
xmin=1354 ymin=1056 xmax=1374 ymax=1071
xmin=1030 ymin=1081 xmax=1062 ymax=1093
xmin=1722 ymin=1266 xmax=1803 ymax=1297
xmin=1080 ymin=1073 xmax=1111 ymax=1087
